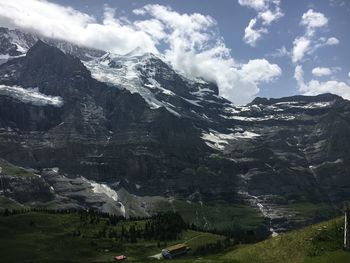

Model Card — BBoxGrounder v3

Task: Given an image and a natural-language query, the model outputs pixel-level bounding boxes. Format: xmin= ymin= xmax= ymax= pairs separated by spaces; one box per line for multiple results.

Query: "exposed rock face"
xmin=0 ymin=159 xmax=54 ymax=205
xmin=1 ymin=175 xmax=54 ymax=204
xmin=0 ymin=27 xmax=349 ymax=232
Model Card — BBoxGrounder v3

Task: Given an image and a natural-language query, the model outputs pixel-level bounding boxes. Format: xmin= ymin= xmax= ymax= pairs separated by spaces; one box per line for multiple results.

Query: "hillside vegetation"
xmin=0 ymin=209 xmax=349 ymax=263
xmin=222 ymin=216 xmax=349 ymax=263
xmin=0 ymin=210 xmax=227 ymax=262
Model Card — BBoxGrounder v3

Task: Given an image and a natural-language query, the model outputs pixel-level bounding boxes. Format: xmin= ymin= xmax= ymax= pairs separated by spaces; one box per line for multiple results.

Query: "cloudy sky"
xmin=0 ymin=0 xmax=349 ymax=104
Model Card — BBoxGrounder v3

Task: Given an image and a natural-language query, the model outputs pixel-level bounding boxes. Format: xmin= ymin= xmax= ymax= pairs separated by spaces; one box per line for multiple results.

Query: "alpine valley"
xmin=0 ymin=27 xmax=349 ymax=238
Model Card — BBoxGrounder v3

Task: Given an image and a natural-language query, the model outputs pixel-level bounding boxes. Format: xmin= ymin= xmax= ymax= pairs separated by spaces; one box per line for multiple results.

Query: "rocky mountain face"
xmin=0 ymin=27 xmax=349 ymax=234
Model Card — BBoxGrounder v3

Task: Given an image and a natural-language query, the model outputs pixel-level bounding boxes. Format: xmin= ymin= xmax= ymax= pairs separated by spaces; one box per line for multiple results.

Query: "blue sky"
xmin=0 ymin=0 xmax=349 ymax=103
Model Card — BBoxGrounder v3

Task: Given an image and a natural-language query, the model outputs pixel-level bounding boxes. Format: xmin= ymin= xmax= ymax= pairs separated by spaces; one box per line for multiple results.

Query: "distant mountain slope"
xmin=0 ymin=27 xmax=350 ymax=235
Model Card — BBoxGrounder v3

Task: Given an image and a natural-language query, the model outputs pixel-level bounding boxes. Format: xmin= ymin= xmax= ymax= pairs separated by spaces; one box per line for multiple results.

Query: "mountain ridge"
xmin=0 ymin=27 xmax=349 ymax=237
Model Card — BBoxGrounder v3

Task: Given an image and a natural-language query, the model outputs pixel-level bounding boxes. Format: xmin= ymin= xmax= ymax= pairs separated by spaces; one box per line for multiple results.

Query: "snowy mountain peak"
xmin=0 ymin=27 xmax=223 ymax=118
xmin=84 ymin=49 xmax=224 ymax=117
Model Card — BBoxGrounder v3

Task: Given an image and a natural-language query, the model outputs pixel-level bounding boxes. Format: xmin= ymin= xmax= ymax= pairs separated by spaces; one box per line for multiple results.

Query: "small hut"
xmin=162 ymin=243 xmax=188 ymax=259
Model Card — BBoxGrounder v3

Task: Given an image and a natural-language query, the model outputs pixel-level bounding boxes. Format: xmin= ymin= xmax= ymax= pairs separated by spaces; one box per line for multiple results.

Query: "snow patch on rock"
xmin=84 ymin=179 xmax=118 ymax=201
xmin=0 ymin=85 xmax=64 ymax=107
xmin=81 ymin=177 xmax=126 ymax=217
xmin=202 ymin=129 xmax=260 ymax=150
xmin=225 ymin=114 xmax=296 ymax=122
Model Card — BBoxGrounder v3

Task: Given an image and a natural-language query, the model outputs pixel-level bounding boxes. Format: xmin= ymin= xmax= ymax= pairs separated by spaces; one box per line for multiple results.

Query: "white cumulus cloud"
xmin=238 ymin=0 xmax=271 ymax=10
xmin=301 ymin=9 xmax=328 ymax=36
xmin=239 ymin=59 xmax=282 ymax=83
xmin=312 ymin=67 xmax=332 ymax=77
xmin=243 ymin=18 xmax=268 ymax=47
xmin=291 ymin=9 xmax=339 ymax=63
xmin=295 ymin=65 xmax=350 ymax=100
xmin=238 ymin=0 xmax=283 ymax=46
xmin=290 ymin=10 xmax=347 ymax=101
xmin=0 ymin=0 xmax=282 ymax=105
xmin=0 ymin=1 xmax=159 ymax=54
xmin=292 ymin=37 xmax=311 ymax=63
xmin=326 ymin=37 xmax=339 ymax=45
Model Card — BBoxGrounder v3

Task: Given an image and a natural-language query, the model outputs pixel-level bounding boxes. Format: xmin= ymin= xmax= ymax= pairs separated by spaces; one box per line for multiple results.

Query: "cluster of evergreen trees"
xmin=80 ymin=211 xmax=187 ymax=243
xmin=1 ymin=208 xmax=187 ymax=243
xmin=144 ymin=212 xmax=187 ymax=241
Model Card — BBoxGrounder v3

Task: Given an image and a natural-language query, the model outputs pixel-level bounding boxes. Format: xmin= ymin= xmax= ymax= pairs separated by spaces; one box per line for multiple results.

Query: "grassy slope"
xmin=169 ymin=217 xmax=349 ymax=263
xmin=223 ymin=217 xmax=350 ymax=263
xmin=0 ymin=211 xmax=225 ymax=263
